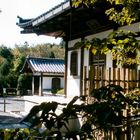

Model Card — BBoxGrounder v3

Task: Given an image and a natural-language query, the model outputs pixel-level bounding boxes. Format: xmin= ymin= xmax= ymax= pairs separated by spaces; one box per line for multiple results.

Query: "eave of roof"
xmin=17 ymin=0 xmax=71 ymax=28
xmin=17 ymin=0 xmax=117 ymax=40
xmin=21 ymin=56 xmax=65 ymax=75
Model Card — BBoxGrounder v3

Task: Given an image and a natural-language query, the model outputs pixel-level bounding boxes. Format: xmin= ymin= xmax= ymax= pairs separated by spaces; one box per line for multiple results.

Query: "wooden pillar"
xmin=80 ymin=43 xmax=84 ymax=96
xmin=32 ymin=76 xmax=34 ymax=95
xmin=64 ymin=38 xmax=68 ymax=98
xmin=83 ymin=66 xmax=87 ymax=96
xmin=39 ymin=73 xmax=43 ymax=96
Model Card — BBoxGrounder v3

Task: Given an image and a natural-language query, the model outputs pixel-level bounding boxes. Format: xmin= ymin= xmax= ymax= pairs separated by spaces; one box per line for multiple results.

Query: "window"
xmin=70 ymin=51 xmax=78 ymax=76
xmin=91 ymin=53 xmax=106 ymax=66
xmin=90 ymin=53 xmax=106 ymax=79
xmin=52 ymin=78 xmax=60 ymax=90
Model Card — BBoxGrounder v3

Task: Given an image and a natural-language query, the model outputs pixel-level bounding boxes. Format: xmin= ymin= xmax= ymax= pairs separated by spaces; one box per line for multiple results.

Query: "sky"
xmin=0 ymin=0 xmax=64 ymax=47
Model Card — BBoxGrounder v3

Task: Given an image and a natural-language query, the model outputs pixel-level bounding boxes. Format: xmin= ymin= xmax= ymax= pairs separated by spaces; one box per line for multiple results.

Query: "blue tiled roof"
xmin=23 ymin=56 xmax=65 ymax=74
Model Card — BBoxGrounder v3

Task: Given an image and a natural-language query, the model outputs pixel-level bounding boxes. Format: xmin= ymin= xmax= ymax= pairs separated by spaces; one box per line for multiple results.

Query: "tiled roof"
xmin=22 ymin=56 xmax=65 ymax=74
xmin=17 ymin=0 xmax=70 ymax=28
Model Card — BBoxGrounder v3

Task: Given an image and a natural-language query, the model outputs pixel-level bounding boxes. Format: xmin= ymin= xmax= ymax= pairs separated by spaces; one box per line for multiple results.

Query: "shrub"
xmin=17 ymin=73 xmax=32 ymax=95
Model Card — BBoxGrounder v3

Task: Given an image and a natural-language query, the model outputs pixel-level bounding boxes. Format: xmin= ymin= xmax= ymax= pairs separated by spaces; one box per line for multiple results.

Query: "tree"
xmin=0 ymin=46 xmax=14 ymax=94
xmin=72 ymin=0 xmax=140 ymax=66
xmin=17 ymin=73 xmax=32 ymax=95
xmin=73 ymin=0 xmax=140 ymax=25
xmin=48 ymin=51 xmax=55 ymax=58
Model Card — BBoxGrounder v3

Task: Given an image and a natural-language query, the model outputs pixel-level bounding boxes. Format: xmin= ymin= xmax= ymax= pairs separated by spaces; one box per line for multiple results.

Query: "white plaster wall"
xmin=106 ymin=52 xmax=113 ymax=69
xmin=60 ymin=77 xmax=64 ymax=88
xmin=43 ymin=77 xmax=64 ymax=90
xmin=67 ymin=78 xmax=80 ymax=97
xmin=83 ymin=49 xmax=89 ymax=67
xmin=43 ymin=77 xmax=52 ymax=89
xmin=68 ymin=38 xmax=81 ymax=48
xmin=85 ymin=29 xmax=113 ymax=40
xmin=67 ymin=39 xmax=82 ymax=98
xmin=119 ymin=22 xmax=140 ymax=32
xmin=67 ymin=49 xmax=81 ymax=98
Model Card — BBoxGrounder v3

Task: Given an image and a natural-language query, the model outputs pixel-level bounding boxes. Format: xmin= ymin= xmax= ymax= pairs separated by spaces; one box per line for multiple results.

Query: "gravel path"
xmin=0 ymin=97 xmax=25 ymax=125
xmin=0 ymin=96 xmax=25 ymax=112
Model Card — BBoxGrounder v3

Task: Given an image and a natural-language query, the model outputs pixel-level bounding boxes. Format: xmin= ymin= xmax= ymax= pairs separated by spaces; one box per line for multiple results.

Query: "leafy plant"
xmin=20 ymin=85 xmax=140 ymax=139
xmin=74 ymin=30 xmax=140 ymax=65
xmin=72 ymin=0 xmax=140 ymax=25
xmin=17 ymin=73 xmax=32 ymax=95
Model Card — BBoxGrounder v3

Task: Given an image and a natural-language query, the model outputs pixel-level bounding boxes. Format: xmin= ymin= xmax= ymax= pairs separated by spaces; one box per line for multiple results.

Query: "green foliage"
xmin=0 ymin=46 xmax=13 ymax=60
xmin=17 ymin=73 xmax=32 ymax=95
xmin=19 ymin=85 xmax=140 ymax=139
xmin=126 ymin=88 xmax=140 ymax=101
xmin=0 ymin=128 xmax=34 ymax=140
xmin=105 ymin=7 xmax=135 ymax=25
xmin=48 ymin=51 xmax=55 ymax=58
xmin=0 ymin=43 xmax=64 ymax=95
xmin=74 ymin=30 xmax=140 ymax=65
xmin=57 ymin=89 xmax=64 ymax=95
xmin=72 ymin=0 xmax=140 ymax=66
xmin=0 ymin=77 xmax=7 ymax=95
xmin=107 ymin=30 xmax=140 ymax=65
xmin=73 ymin=0 xmax=140 ymax=25
xmin=0 ymin=60 xmax=11 ymax=76
xmin=51 ymin=88 xmax=64 ymax=95
xmin=0 ymin=46 xmax=14 ymax=94
xmin=73 ymin=0 xmax=96 ymax=7
xmin=14 ymin=55 xmax=26 ymax=74
xmin=106 ymin=0 xmax=140 ymax=25
xmin=28 ymin=43 xmax=64 ymax=58
xmin=51 ymin=88 xmax=58 ymax=94
xmin=0 ymin=85 xmax=139 ymax=139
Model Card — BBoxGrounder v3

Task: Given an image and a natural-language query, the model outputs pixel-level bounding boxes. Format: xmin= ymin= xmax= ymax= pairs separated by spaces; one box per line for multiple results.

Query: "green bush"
xmin=1 ymin=85 xmax=140 ymax=139
xmin=51 ymin=88 xmax=64 ymax=95
xmin=51 ymin=89 xmax=58 ymax=94
xmin=57 ymin=88 xmax=64 ymax=95
xmin=17 ymin=73 xmax=32 ymax=95
xmin=20 ymin=85 xmax=140 ymax=139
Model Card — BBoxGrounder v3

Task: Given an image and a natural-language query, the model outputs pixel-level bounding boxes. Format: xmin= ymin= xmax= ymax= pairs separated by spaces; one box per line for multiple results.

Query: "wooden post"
xmin=3 ymin=88 xmax=6 ymax=112
xmin=96 ymin=66 xmax=99 ymax=89
xmin=123 ymin=68 xmax=126 ymax=92
xmin=113 ymin=67 xmax=116 ymax=84
xmin=128 ymin=69 xmax=130 ymax=93
xmin=138 ymin=70 xmax=140 ymax=88
xmin=89 ymin=65 xmax=94 ymax=95
xmin=101 ymin=66 xmax=105 ymax=86
xmin=32 ymin=76 xmax=34 ymax=95
xmin=109 ymin=67 xmax=111 ymax=85
xmin=3 ymin=97 xmax=6 ymax=112
xmin=126 ymin=109 xmax=131 ymax=140
xmin=117 ymin=68 xmax=120 ymax=86
xmin=39 ymin=73 xmax=43 ymax=96
xmin=83 ymin=66 xmax=87 ymax=96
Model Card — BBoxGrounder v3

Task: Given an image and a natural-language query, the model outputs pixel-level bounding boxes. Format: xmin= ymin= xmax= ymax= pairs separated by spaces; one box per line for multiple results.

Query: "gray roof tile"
xmin=22 ymin=56 xmax=65 ymax=74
